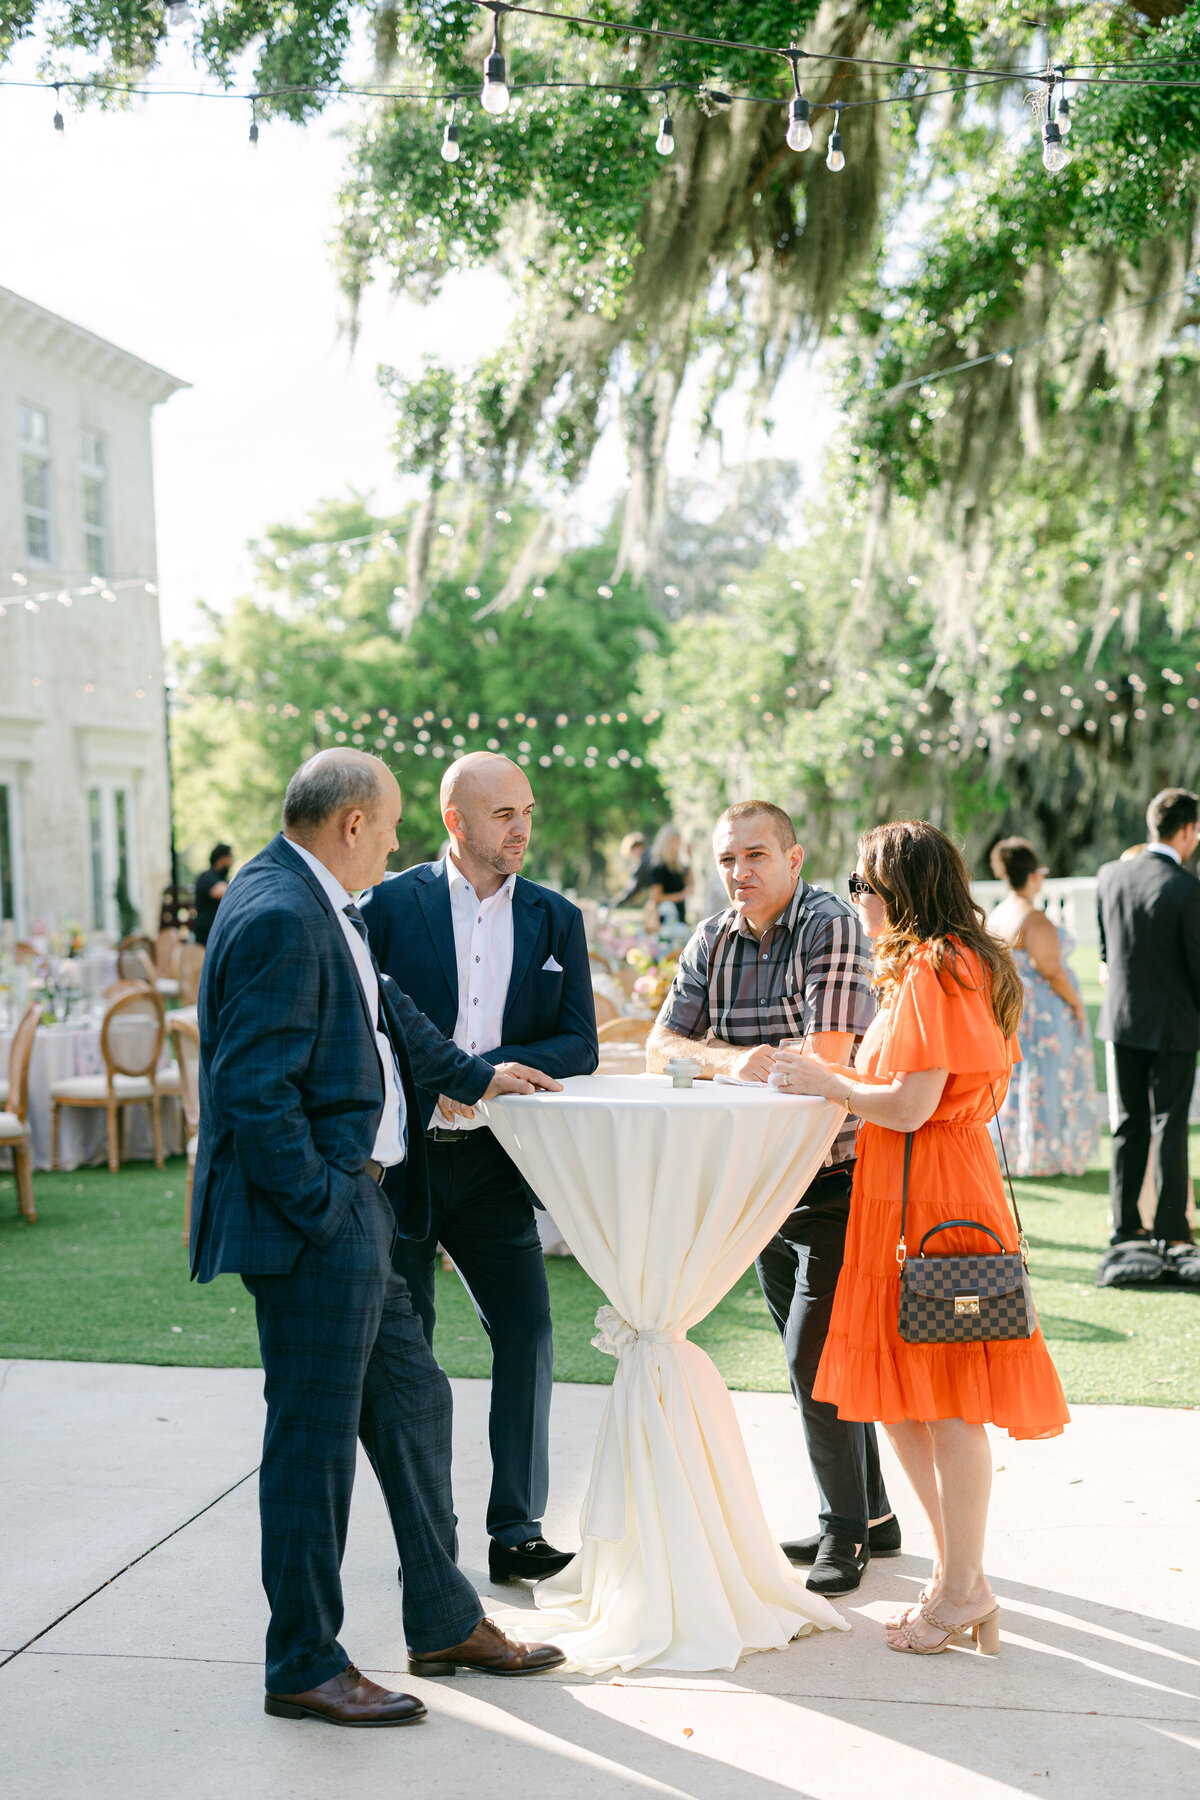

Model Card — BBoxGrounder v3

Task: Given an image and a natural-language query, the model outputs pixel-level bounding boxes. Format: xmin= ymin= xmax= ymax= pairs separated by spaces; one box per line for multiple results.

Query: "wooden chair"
xmin=50 ymin=985 xmax=168 ymax=1172
xmin=592 ymin=989 xmax=620 ymax=1026
xmin=597 ymin=1016 xmax=653 ymax=1046
xmin=0 ymin=1004 xmax=39 ymax=1221
xmin=117 ymin=935 xmax=157 ymax=982
xmin=177 ymin=943 xmax=205 ymax=1006
xmin=167 ymin=1013 xmax=201 ymax=1247
xmin=155 ymin=927 xmax=181 ymax=981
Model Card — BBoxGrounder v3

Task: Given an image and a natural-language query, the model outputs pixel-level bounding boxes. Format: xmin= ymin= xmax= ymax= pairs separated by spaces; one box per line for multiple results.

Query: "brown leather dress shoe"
xmin=265 ymin=1664 xmax=427 ymax=1726
xmin=408 ymin=1616 xmax=566 ymax=1678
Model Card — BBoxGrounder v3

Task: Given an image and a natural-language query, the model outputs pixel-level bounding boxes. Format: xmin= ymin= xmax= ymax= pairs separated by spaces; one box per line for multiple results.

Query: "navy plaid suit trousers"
xmin=245 ymin=1180 xmax=483 ymax=1692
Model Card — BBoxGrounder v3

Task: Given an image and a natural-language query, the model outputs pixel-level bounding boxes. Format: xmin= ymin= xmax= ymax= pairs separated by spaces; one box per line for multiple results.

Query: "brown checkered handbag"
xmin=896 ymin=1087 xmax=1037 ymax=1344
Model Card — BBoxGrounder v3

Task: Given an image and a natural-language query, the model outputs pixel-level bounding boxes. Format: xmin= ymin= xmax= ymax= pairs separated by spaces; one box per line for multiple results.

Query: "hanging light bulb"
xmin=655 ymin=97 xmax=674 ymax=156
xmin=481 ymin=8 xmax=510 ymax=116
xmin=786 ymin=96 xmax=812 ymax=153
xmin=165 ymin=1 xmax=196 ymax=29
xmin=249 ymin=99 xmax=259 ymax=146
xmin=1054 ymin=65 xmax=1071 ymax=136
xmin=1042 ymin=118 xmax=1070 ymax=174
xmin=441 ymin=102 xmax=461 ymax=163
xmin=996 ymin=350 xmax=1014 ymax=367
xmin=52 ymin=84 xmax=64 ymax=134
xmin=785 ymin=46 xmax=812 ymax=152
xmin=825 ymin=104 xmax=845 ymax=173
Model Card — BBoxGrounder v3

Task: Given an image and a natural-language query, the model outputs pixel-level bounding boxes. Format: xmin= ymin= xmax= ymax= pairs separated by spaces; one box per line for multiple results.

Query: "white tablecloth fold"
xmin=481 ymin=1073 xmax=851 ymax=1673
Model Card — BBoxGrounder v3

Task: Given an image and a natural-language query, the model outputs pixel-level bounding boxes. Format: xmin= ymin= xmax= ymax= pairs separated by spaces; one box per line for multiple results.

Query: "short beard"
xmin=463 ymin=828 xmax=525 ymax=876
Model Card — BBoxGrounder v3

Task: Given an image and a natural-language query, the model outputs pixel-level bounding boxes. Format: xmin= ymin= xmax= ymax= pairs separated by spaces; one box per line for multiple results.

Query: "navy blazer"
xmin=360 ymin=858 xmax=599 ymax=1132
xmin=189 ymin=834 xmax=495 ymax=1281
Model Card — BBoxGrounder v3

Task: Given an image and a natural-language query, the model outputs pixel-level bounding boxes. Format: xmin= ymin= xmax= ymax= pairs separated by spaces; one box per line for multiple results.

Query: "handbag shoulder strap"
xmin=989 ymin=1080 xmax=1029 ymax=1267
xmin=896 ymin=1132 xmax=914 ymax=1266
xmin=897 ymin=1084 xmax=1028 ymax=1269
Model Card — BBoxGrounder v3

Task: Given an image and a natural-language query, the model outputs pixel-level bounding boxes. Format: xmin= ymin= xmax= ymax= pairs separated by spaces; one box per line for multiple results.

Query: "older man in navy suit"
xmin=191 ymin=748 xmax=565 ymax=1728
xmin=361 ymin=752 xmax=598 ymax=1584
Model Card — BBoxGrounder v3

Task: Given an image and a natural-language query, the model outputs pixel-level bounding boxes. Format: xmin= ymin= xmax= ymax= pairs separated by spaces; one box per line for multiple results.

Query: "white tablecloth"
xmin=480 ymin=1073 xmax=851 ymax=1673
xmin=0 ymin=1019 xmax=183 ymax=1172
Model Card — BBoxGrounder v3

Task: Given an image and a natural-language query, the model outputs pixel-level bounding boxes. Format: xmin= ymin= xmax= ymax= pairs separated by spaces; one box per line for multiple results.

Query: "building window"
xmin=87 ymin=782 xmax=139 ymax=937
xmin=81 ymin=430 xmax=108 ymax=577
xmin=0 ymin=784 xmax=15 ymax=923
xmin=19 ymin=404 xmax=53 ymax=564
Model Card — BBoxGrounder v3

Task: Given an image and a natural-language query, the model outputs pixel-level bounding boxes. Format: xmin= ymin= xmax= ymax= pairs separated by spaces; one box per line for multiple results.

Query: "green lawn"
xmin=1 ymin=1140 xmax=1196 ymax=1406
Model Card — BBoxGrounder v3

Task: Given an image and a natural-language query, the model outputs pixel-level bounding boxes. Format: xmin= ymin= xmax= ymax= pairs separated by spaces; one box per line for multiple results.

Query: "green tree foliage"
xmin=171 ymin=495 xmax=667 ymax=885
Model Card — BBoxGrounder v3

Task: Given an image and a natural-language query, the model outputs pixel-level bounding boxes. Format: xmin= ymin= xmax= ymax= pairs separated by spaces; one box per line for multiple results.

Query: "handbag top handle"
xmin=896 ymin=1082 xmax=1029 ymax=1269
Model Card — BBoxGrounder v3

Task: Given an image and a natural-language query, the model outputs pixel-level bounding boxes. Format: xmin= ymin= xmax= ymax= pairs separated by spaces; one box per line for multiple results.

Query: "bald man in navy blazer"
xmin=361 ymin=753 xmax=598 ymax=1585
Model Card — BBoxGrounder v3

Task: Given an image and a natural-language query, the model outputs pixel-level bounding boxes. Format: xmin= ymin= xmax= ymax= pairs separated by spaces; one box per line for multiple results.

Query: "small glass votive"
xmin=665 ymin=1056 xmax=702 ymax=1089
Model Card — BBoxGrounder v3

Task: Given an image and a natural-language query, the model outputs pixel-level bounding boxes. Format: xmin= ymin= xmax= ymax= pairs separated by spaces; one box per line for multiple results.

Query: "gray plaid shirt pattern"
xmin=657 ymin=880 xmax=876 ymax=1165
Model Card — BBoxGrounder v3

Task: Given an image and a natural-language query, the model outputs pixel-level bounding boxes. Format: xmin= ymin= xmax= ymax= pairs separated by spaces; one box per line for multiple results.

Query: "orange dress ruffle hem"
xmin=813 ymin=943 xmax=1070 ymax=1441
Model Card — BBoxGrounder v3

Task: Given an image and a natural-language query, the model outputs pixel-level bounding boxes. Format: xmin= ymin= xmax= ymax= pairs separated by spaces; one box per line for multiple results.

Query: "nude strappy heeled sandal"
xmin=887 ymin=1598 xmax=1001 ymax=1655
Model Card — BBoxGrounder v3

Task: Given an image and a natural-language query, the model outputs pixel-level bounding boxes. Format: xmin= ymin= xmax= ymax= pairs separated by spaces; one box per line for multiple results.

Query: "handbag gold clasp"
xmin=954 ymin=1294 xmax=980 ymax=1317
xmin=895 ymin=1239 xmax=907 ymax=1267
xmin=1018 ymin=1232 xmax=1030 ymax=1269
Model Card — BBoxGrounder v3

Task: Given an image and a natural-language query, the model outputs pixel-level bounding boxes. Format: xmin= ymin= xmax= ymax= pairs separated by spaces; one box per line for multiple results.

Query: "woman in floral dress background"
xmin=987 ymin=838 xmax=1100 ymax=1177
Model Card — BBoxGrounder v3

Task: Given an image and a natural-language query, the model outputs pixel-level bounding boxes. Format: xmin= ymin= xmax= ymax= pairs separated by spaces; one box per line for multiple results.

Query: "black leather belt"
xmin=427 ymin=1127 xmax=474 ymax=1147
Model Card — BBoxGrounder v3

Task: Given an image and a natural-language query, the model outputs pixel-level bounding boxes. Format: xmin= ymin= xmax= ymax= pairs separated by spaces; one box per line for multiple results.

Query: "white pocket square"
xmin=541 ymin=955 xmax=563 ymax=973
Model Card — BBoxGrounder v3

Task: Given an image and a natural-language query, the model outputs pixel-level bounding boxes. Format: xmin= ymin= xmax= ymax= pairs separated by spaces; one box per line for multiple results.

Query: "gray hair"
xmin=283 ymin=751 xmax=386 ymax=833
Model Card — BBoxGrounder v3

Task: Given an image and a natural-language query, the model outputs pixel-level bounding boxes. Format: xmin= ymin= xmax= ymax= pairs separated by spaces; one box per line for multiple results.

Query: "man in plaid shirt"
xmin=647 ymin=800 xmax=899 ymax=1595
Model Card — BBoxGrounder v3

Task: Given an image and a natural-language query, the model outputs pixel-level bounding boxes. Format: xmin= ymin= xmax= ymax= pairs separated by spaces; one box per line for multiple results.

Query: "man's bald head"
xmin=441 ymin=752 xmax=535 ymax=887
xmin=439 ymin=751 xmax=525 ymax=815
xmin=284 ymin=747 xmax=398 ymax=834
xmin=282 ymin=747 xmax=402 ymax=893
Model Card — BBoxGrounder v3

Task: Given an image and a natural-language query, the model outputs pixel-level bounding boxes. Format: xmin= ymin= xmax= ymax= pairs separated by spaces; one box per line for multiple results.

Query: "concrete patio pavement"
xmin=1 ymin=1358 xmax=1197 ymax=1800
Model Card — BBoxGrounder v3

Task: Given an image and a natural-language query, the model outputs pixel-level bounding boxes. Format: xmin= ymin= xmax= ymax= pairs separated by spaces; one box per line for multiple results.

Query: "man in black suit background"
xmin=1097 ymin=786 xmax=1200 ymax=1251
xmin=361 ymin=752 xmax=598 ymax=1585
xmin=192 ymin=748 xmax=565 ymax=1728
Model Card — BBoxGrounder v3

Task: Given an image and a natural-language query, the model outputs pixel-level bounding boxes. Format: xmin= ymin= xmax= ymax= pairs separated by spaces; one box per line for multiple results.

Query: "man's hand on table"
xmin=435 ymin=1063 xmax=563 ymax=1123
xmin=730 ymin=1045 xmax=777 ymax=1084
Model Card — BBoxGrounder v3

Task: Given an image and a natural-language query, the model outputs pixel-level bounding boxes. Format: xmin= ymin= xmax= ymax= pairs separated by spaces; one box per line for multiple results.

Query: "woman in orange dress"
xmin=771 ymin=821 xmax=1068 ymax=1656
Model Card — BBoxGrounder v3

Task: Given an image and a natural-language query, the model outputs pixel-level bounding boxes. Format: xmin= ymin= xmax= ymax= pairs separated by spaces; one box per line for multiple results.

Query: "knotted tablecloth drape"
xmin=480 ymin=1073 xmax=852 ymax=1673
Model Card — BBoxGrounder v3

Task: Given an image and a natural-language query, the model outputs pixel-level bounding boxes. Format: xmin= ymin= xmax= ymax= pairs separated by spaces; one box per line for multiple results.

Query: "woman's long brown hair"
xmin=859 ymin=820 xmax=1024 ymax=1037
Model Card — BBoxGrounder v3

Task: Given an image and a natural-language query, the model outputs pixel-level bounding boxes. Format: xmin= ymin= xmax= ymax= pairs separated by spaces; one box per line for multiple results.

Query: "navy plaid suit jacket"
xmin=189 ymin=833 xmax=494 ymax=1282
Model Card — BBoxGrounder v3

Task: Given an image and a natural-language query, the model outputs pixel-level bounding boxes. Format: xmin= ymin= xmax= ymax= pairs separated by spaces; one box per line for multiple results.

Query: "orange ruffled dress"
xmin=813 ymin=943 xmax=1069 ymax=1440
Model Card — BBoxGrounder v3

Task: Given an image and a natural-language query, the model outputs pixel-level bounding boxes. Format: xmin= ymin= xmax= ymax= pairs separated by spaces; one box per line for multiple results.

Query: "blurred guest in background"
xmin=609 ymin=831 xmax=652 ymax=908
xmin=193 ymin=844 xmax=233 ymax=946
xmin=1097 ymin=788 xmax=1200 ymax=1253
xmin=987 ymin=838 xmax=1098 ymax=1178
xmin=646 ymin=824 xmax=692 ymax=925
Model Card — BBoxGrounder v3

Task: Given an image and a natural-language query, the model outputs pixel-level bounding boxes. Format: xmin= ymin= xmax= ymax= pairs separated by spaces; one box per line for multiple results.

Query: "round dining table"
xmin=0 ymin=1015 xmax=183 ymax=1172
xmin=480 ymin=1072 xmax=852 ymax=1673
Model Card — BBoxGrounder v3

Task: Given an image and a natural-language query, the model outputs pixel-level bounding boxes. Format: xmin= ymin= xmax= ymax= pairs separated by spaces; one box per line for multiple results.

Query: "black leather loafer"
xmin=783 ymin=1515 xmax=901 ymax=1565
xmin=488 ymin=1537 xmax=575 ymax=1583
xmin=805 ymin=1533 xmax=870 ymax=1595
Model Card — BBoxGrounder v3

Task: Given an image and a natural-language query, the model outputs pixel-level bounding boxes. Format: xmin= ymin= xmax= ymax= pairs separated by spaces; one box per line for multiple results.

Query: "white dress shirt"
xmin=438 ymin=853 xmax=516 ymax=1132
xmin=1147 ymin=842 xmax=1182 ymax=865
xmin=283 ymin=837 xmax=407 ymax=1167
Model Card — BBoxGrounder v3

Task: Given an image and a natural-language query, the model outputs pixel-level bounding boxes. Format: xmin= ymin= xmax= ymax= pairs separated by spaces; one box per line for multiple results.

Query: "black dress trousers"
xmin=1109 ymin=1045 xmax=1195 ymax=1243
xmin=755 ymin=1166 xmax=891 ymax=1543
xmin=392 ymin=1130 xmax=555 ymax=1548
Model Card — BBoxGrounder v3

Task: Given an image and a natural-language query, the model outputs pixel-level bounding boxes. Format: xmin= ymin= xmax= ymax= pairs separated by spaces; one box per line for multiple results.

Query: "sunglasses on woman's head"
xmin=847 ymin=874 xmax=875 ymax=899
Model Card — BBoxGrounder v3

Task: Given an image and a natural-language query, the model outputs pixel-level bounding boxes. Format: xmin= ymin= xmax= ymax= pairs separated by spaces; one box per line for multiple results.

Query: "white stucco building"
xmin=0 ymin=287 xmax=187 ymax=940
